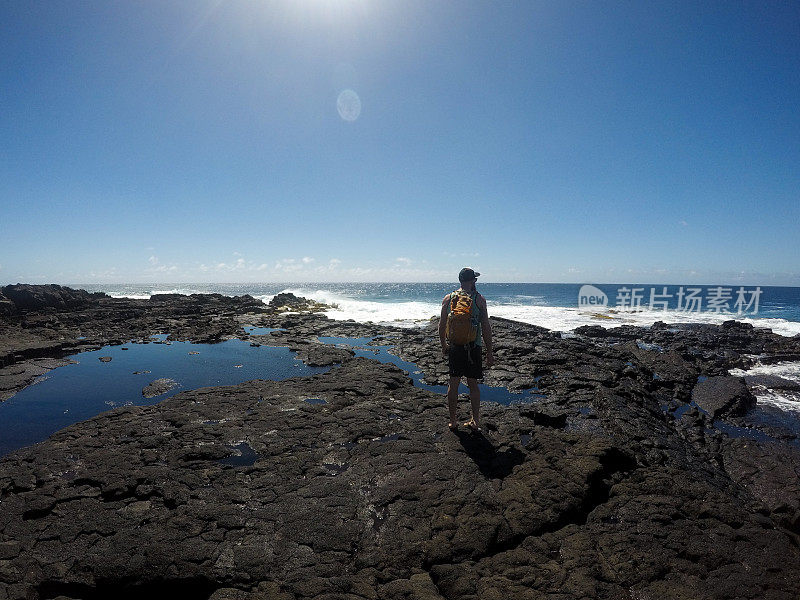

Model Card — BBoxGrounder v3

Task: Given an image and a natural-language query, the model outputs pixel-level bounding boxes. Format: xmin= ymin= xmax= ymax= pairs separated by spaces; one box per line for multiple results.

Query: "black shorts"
xmin=448 ymin=343 xmax=483 ymax=379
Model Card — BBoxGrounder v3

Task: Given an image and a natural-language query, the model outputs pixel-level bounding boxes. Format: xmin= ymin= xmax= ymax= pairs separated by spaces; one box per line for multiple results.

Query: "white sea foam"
xmin=259 ymin=288 xmax=800 ymax=337
xmin=492 ymin=305 xmax=800 ymax=337
xmin=97 ymin=285 xmax=800 ymax=337
xmin=150 ymin=288 xmax=202 ymax=296
xmin=729 ymin=361 xmax=800 ymax=412
xmin=506 ymin=306 xmax=800 ymax=337
xmin=107 ymin=288 xmax=202 ymax=300
xmin=729 ymin=361 xmax=800 ymax=383
xmin=107 ymin=293 xmax=151 ymax=300
xmin=263 ymin=288 xmax=439 ymax=328
xmin=753 ymin=389 xmax=800 ymax=412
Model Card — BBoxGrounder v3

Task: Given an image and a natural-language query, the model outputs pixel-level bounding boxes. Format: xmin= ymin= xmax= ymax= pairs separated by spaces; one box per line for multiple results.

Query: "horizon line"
xmin=2 ymin=280 xmax=798 ymax=290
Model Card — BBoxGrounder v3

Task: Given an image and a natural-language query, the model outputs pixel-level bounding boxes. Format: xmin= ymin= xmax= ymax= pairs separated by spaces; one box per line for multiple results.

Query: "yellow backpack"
xmin=446 ymin=290 xmax=478 ymax=345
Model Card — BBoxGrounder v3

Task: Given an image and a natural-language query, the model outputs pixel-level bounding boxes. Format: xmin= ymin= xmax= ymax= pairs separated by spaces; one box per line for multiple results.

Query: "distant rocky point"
xmin=267 ymin=292 xmax=331 ymax=313
xmin=0 ymin=284 xmax=107 ymax=314
xmin=0 ymin=284 xmax=332 ymax=317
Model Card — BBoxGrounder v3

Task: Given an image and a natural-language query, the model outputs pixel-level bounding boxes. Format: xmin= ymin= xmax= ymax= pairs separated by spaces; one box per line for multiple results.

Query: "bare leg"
xmin=447 ymin=376 xmax=461 ymax=428
xmin=465 ymin=377 xmax=481 ymax=429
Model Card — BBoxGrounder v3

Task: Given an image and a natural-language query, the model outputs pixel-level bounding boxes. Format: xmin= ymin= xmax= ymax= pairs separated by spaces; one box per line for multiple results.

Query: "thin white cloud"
xmin=321 ymin=258 xmax=342 ymax=272
xmin=275 ymin=262 xmax=303 ymax=273
xmin=152 ymin=265 xmax=178 ymax=273
xmin=88 ymin=267 xmax=119 ymax=280
xmin=443 ymin=252 xmax=480 ymax=258
xmin=145 ymin=256 xmax=179 ymax=276
xmin=206 ymin=257 xmax=248 ymax=272
xmin=273 ymin=258 xmax=305 ymax=273
xmin=134 ymin=255 xmax=461 ymax=283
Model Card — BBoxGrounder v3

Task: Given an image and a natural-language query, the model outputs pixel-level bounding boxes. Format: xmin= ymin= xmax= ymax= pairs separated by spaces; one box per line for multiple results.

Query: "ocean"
xmin=78 ymin=282 xmax=800 ymax=337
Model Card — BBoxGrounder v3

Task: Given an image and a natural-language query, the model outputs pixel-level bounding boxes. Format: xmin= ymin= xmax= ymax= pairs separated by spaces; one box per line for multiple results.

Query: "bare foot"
xmin=463 ymin=418 xmax=482 ymax=433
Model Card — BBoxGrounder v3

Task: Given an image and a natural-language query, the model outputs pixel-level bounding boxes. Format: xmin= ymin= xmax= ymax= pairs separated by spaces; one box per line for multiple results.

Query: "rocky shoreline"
xmin=1 ymin=285 xmax=800 ymax=599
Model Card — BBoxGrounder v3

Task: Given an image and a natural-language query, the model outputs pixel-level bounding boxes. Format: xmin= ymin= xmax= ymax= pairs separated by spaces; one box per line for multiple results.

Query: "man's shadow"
xmin=453 ymin=429 xmax=526 ymax=479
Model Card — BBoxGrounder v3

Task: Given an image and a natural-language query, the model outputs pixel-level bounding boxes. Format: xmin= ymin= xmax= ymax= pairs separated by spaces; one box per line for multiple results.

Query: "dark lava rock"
xmin=148 ymin=293 xmax=185 ymax=302
xmin=0 ymin=357 xmax=76 ymax=402
xmin=268 ymin=292 xmax=305 ymax=308
xmin=1 ymin=284 xmax=105 ymax=312
xmin=2 ymin=356 xmax=800 ymax=599
xmin=519 ymin=405 xmax=568 ymax=428
xmin=268 ymin=293 xmax=327 ymax=313
xmin=574 ymin=324 xmax=611 ymax=338
xmin=759 ymin=353 xmax=800 ymax=365
xmin=721 ymin=437 xmax=800 ymax=534
xmin=721 ymin=319 xmax=754 ymax=331
xmin=98 ymin=356 xmax=112 ymax=363
xmin=0 ymin=293 xmax=15 ymax=317
xmin=692 ymin=375 xmax=756 ymax=418
xmin=142 ymin=378 xmax=179 ymax=398
xmin=744 ymin=374 xmax=800 ymax=391
xmin=296 ymin=343 xmax=353 ymax=367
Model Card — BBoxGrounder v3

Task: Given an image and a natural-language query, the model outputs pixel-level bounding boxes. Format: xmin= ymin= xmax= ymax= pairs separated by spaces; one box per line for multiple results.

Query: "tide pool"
xmin=2 ymin=330 xmax=534 ymax=458
xmin=0 ymin=336 xmax=327 ymax=457
xmin=316 ymin=335 xmax=530 ymax=405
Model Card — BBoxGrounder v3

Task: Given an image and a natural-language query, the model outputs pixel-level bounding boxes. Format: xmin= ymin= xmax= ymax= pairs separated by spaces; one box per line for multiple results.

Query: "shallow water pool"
xmin=0 ymin=338 xmax=327 ymax=457
xmin=317 ymin=335 xmax=529 ymax=405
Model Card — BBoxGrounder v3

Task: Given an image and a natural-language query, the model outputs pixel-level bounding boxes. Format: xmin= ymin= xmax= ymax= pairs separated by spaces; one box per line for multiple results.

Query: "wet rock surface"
xmin=744 ymin=374 xmax=800 ymax=391
xmin=142 ymin=378 xmax=179 ymax=399
xmin=0 ymin=357 xmax=76 ymax=403
xmin=691 ymin=376 xmax=756 ymax=418
xmin=1 ymin=287 xmax=800 ymax=598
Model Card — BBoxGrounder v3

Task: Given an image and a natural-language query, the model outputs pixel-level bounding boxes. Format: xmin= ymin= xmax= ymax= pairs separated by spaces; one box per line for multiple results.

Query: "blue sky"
xmin=1 ymin=1 xmax=798 ymax=285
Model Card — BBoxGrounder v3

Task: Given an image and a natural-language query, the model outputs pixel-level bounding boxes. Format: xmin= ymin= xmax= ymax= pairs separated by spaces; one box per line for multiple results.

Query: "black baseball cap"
xmin=458 ymin=267 xmax=480 ymax=281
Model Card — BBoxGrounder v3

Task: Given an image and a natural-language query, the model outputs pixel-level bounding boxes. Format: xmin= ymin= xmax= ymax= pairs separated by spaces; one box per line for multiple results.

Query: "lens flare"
xmin=337 ymin=89 xmax=361 ymax=122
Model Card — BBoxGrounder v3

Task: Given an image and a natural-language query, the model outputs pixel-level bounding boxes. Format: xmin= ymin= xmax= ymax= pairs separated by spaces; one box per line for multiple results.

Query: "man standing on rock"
xmin=440 ymin=268 xmax=494 ymax=432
